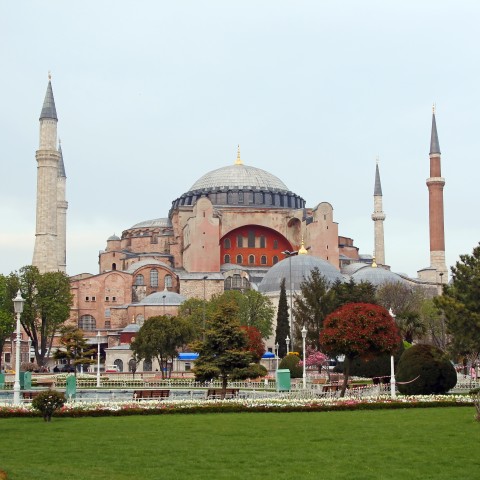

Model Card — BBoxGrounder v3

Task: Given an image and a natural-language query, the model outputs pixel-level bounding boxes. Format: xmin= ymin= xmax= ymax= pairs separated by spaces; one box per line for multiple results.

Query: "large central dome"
xmin=189 ymin=163 xmax=289 ymax=192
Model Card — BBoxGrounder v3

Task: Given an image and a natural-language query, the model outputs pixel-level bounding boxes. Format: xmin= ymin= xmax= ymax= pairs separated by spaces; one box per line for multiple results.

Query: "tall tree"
xmin=320 ymin=303 xmax=401 ymax=396
xmin=240 ymin=325 xmax=266 ymax=362
xmin=16 ymin=266 xmax=72 ymax=367
xmin=52 ymin=325 xmax=96 ymax=375
xmin=192 ymin=301 xmax=263 ymax=397
xmin=330 ymin=278 xmax=377 ymax=310
xmin=435 ymin=243 xmax=480 ymax=359
xmin=131 ymin=315 xmax=193 ymax=379
xmin=293 ymin=268 xmax=335 ymax=350
xmin=0 ymin=273 xmax=19 ymax=370
xmin=275 ymin=278 xmax=290 ymax=357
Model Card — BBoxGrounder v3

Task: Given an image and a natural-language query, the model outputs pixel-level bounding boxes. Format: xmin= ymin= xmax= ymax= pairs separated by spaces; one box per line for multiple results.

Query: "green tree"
xmin=0 ymin=273 xmax=18 ymax=370
xmin=320 ymin=303 xmax=401 ymax=397
xmin=177 ymin=297 xmax=209 ymax=341
xmin=330 ymin=278 xmax=377 ymax=310
xmin=131 ymin=315 xmax=193 ymax=379
xmin=293 ymin=268 xmax=335 ymax=350
xmin=275 ymin=278 xmax=290 ymax=357
xmin=376 ymin=281 xmax=427 ymax=343
xmin=15 ymin=266 xmax=72 ymax=367
xmin=192 ymin=301 xmax=260 ymax=397
xmin=52 ymin=325 xmax=96 ymax=375
xmin=210 ymin=290 xmax=274 ymax=339
xmin=434 ymin=244 xmax=480 ymax=358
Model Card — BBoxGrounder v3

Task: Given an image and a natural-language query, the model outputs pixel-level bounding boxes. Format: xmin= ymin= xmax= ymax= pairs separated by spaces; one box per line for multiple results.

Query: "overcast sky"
xmin=1 ymin=1 xmax=479 ymax=279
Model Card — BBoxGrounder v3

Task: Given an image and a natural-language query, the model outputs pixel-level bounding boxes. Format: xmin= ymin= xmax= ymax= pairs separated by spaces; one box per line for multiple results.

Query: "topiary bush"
xmin=31 ymin=389 xmax=66 ymax=422
xmin=396 ymin=344 xmax=457 ymax=395
xmin=279 ymin=354 xmax=303 ymax=378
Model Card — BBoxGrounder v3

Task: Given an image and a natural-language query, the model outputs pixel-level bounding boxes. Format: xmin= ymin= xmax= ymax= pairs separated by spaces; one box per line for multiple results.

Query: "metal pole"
xmin=96 ymin=331 xmax=101 ymax=388
xmin=12 ymin=290 xmax=24 ymax=405
xmin=301 ymin=326 xmax=307 ymax=389
xmin=289 ymin=255 xmax=294 ymax=350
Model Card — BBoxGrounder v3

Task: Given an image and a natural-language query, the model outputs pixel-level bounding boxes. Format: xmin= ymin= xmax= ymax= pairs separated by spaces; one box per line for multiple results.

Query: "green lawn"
xmin=1 ymin=407 xmax=479 ymax=479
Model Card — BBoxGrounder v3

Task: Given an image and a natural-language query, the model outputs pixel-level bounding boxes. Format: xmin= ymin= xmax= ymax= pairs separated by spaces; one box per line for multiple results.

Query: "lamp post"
xmin=388 ymin=308 xmax=396 ymax=399
xmin=12 ymin=290 xmax=25 ymax=405
xmin=202 ymin=275 xmax=208 ymax=341
xmin=301 ymin=325 xmax=307 ymax=389
xmin=96 ymin=331 xmax=102 ymax=388
xmin=286 ymin=335 xmax=290 ymax=356
xmin=275 ymin=342 xmax=279 ymax=371
xmin=281 ymin=250 xmax=298 ymax=352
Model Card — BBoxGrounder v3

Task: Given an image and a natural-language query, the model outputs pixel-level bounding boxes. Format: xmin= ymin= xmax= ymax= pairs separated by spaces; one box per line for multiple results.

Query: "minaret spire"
xmin=33 ymin=76 xmax=62 ymax=273
xmin=371 ymin=158 xmax=386 ymax=265
xmin=426 ymin=107 xmax=447 ymax=280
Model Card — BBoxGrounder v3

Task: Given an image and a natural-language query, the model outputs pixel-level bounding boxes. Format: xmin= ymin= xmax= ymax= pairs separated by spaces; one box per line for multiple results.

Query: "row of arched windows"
xmin=224 ymin=254 xmax=279 ymax=265
xmin=223 ymin=237 xmax=278 ymax=249
xmin=134 ymin=271 xmax=172 ymax=288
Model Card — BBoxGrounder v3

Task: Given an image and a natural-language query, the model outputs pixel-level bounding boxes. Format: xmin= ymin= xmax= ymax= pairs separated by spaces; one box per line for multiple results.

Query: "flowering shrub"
xmin=31 ymin=389 xmax=66 ymax=421
xmin=0 ymin=395 xmax=472 ymax=418
xmin=299 ymin=347 xmax=328 ymax=372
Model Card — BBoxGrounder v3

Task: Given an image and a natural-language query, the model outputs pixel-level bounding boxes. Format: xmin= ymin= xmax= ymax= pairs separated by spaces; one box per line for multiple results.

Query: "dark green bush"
xmin=279 ymin=354 xmax=302 ymax=378
xmin=31 ymin=390 xmax=66 ymax=421
xmin=396 ymin=344 xmax=457 ymax=395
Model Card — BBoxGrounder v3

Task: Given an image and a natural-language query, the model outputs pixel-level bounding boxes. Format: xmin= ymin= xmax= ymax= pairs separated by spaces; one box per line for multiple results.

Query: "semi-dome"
xmin=190 ymin=163 xmax=289 ymax=192
xmin=351 ymin=266 xmax=407 ymax=287
xmin=130 ymin=218 xmax=172 ymax=229
xmin=139 ymin=290 xmax=186 ymax=305
xmin=258 ymin=254 xmax=345 ymax=294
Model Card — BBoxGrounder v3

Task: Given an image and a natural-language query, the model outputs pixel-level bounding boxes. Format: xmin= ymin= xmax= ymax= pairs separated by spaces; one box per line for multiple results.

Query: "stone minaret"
xmin=32 ymin=76 xmax=61 ymax=273
xmin=427 ymin=108 xmax=447 ymax=278
xmin=371 ymin=160 xmax=386 ymax=265
xmin=56 ymin=140 xmax=68 ymax=272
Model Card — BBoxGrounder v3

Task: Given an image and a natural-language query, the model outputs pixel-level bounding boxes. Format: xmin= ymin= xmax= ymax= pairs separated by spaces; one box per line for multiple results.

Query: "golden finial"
xmin=132 ymin=316 xmax=135 ymax=324
xmin=371 ymin=255 xmax=377 ymax=268
xmin=298 ymin=236 xmax=308 ymax=255
xmin=235 ymin=144 xmax=243 ymax=165
xmin=48 ymin=71 xmax=52 ymax=81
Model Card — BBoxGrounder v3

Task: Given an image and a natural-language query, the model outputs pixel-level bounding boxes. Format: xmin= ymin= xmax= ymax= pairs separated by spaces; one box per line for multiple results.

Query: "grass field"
xmin=1 ymin=407 xmax=479 ymax=479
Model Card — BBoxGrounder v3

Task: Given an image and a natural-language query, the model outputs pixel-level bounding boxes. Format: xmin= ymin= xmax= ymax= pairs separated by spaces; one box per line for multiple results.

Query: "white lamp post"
xmin=286 ymin=335 xmax=290 ymax=355
xmin=96 ymin=330 xmax=102 ymax=388
xmin=275 ymin=342 xmax=279 ymax=371
xmin=282 ymin=250 xmax=298 ymax=352
xmin=13 ymin=290 xmax=25 ymax=405
xmin=388 ymin=308 xmax=396 ymax=399
xmin=301 ymin=325 xmax=307 ymax=389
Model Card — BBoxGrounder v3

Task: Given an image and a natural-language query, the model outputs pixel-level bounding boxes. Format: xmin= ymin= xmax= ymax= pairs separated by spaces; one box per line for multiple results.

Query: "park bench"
xmin=133 ymin=389 xmax=170 ymax=400
xmin=206 ymin=388 xmax=239 ymax=399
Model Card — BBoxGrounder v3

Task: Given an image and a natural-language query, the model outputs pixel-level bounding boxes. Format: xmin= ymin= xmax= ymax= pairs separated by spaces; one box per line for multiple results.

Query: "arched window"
xmin=273 ymin=256 xmax=279 ymax=265
xmin=143 ymin=359 xmax=152 ymax=372
xmin=236 ymin=254 xmax=243 ymax=264
xmin=114 ymin=359 xmax=124 ymax=372
xmin=260 ymin=236 xmax=266 ymax=248
xmin=164 ymin=274 xmax=172 ymax=288
xmin=224 ymin=238 xmax=231 ymax=249
xmin=224 ymin=254 xmax=231 ymax=264
xmin=261 ymin=255 xmax=267 ymax=265
xmin=136 ymin=314 xmax=144 ymax=327
xmin=150 ymin=269 xmax=158 ymax=287
xmin=237 ymin=236 xmax=243 ymax=248
xmin=112 ymin=263 xmax=117 ymax=271
xmin=249 ymin=255 xmax=255 ymax=265
xmin=134 ymin=274 xmax=144 ymax=286
xmin=232 ymin=274 xmax=242 ymax=289
xmin=225 ymin=277 xmax=232 ymax=290
xmin=79 ymin=315 xmax=96 ymax=331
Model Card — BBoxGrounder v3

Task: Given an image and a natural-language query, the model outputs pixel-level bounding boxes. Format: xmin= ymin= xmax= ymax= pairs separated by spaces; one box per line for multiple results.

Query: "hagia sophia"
xmin=24 ymin=78 xmax=448 ymax=371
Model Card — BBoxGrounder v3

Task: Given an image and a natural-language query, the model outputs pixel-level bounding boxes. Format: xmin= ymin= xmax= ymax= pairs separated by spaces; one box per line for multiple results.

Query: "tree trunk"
xmin=340 ymin=356 xmax=350 ymax=397
xmin=221 ymin=374 xmax=228 ymax=399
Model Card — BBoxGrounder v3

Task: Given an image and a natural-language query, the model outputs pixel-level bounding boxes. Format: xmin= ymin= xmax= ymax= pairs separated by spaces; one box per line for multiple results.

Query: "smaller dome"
xmin=107 ymin=234 xmax=121 ymax=241
xmin=130 ymin=218 xmax=171 ymax=229
xmin=351 ymin=266 xmax=407 ymax=287
xmin=259 ymin=254 xmax=344 ymax=294
xmin=140 ymin=291 xmax=186 ymax=305
xmin=122 ymin=323 xmax=140 ymax=333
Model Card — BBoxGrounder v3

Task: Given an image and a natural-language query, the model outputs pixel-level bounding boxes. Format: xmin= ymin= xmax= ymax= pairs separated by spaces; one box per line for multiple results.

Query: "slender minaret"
xmin=426 ymin=107 xmax=447 ymax=277
xmin=56 ymin=139 xmax=68 ymax=272
xmin=371 ymin=159 xmax=386 ymax=265
xmin=32 ymin=75 xmax=61 ymax=273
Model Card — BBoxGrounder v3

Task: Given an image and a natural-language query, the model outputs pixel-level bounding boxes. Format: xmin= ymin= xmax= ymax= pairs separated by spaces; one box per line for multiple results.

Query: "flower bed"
xmin=0 ymin=395 xmax=473 ymax=418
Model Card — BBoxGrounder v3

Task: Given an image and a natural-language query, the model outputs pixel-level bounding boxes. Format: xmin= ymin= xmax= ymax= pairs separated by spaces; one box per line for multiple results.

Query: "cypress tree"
xmin=275 ymin=278 xmax=290 ymax=358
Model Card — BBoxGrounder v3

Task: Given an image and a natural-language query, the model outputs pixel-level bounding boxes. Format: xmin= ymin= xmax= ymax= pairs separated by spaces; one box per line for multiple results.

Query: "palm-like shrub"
xmin=396 ymin=344 xmax=456 ymax=395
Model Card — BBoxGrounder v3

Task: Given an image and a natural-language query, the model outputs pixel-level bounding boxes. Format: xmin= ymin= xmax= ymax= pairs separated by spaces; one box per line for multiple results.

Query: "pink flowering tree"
xmin=299 ymin=346 xmax=328 ymax=373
